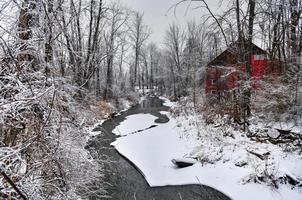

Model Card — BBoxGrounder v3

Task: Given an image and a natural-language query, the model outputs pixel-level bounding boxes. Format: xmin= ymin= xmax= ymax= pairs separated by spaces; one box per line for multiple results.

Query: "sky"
xmin=108 ymin=0 xmax=229 ymax=45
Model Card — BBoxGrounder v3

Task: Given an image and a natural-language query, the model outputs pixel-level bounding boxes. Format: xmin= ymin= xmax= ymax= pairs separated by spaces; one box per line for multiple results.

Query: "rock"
xmin=286 ymin=174 xmax=301 ymax=186
xmin=267 ymin=129 xmax=281 ymax=139
xmin=279 ymin=173 xmax=302 ymax=187
xmin=234 ymin=160 xmax=248 ymax=167
xmin=171 ymin=158 xmax=197 ymax=168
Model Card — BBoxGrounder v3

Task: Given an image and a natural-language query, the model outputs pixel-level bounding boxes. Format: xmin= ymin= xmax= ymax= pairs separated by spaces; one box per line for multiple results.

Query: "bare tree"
xmin=185 ymin=20 xmax=205 ymax=107
xmin=103 ymin=3 xmax=129 ymax=100
xmin=129 ymin=12 xmax=150 ymax=90
xmin=164 ymin=23 xmax=186 ymax=97
xmin=82 ymin=0 xmax=104 ymax=89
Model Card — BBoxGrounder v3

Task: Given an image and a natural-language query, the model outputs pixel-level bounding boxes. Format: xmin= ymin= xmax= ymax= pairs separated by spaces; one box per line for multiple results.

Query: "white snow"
xmin=112 ymin=114 xmax=158 ymax=136
xmin=89 ymin=131 xmax=102 ymax=137
xmin=120 ymin=99 xmax=132 ymax=112
xmin=267 ymin=128 xmax=280 ymax=138
xmin=89 ymin=120 xmax=105 ymax=137
xmin=160 ymin=111 xmax=170 ymax=116
xmin=291 ymin=126 xmax=302 ymax=135
xmin=159 ymin=96 xmax=175 ymax=107
xmin=110 ymin=98 xmax=302 ymax=200
xmin=111 ymin=116 xmax=199 ymax=185
xmin=272 ymin=123 xmax=290 ymax=130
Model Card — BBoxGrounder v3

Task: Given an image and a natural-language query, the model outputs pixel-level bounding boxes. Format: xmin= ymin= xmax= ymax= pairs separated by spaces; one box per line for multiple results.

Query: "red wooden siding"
xmin=206 ymin=54 xmax=272 ymax=94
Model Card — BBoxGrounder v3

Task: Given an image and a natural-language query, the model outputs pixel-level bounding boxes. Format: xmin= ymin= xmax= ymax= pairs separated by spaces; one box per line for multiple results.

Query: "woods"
xmin=0 ymin=0 xmax=301 ymax=199
xmin=168 ymin=0 xmax=301 ymax=129
xmin=0 ymin=0 xmax=149 ymax=199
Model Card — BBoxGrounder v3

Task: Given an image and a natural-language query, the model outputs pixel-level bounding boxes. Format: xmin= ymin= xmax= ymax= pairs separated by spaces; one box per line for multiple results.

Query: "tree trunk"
xmin=290 ymin=0 xmax=300 ymax=58
xmin=44 ymin=0 xmax=53 ymax=77
xmin=243 ymin=0 xmax=256 ymax=131
xmin=17 ymin=0 xmax=37 ymax=71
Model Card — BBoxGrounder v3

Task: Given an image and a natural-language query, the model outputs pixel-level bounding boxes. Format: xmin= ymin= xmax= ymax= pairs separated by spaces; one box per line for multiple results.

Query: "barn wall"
xmin=206 ymin=54 xmax=272 ymax=94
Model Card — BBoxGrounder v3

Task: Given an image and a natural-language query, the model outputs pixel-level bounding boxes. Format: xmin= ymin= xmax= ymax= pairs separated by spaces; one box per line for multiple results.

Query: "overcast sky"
xmin=108 ymin=0 xmax=229 ymax=45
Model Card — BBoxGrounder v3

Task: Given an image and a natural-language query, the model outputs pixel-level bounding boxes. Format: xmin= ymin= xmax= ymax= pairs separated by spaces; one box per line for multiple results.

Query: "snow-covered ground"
xmin=159 ymin=96 xmax=176 ymax=107
xmin=111 ymin=97 xmax=302 ymax=200
xmin=89 ymin=97 xmax=136 ymax=138
xmin=89 ymin=120 xmax=106 ymax=137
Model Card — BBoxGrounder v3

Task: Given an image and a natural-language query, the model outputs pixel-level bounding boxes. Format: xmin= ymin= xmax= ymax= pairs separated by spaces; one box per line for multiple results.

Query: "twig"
xmin=0 ymin=136 xmax=38 ymax=162
xmin=169 ymin=0 xmax=229 ymax=46
xmin=0 ymin=191 xmax=18 ymax=200
xmin=0 ymin=86 xmax=54 ymax=107
xmin=178 ymin=192 xmax=183 ymax=200
xmin=246 ymin=149 xmax=270 ymax=160
xmin=0 ymin=167 xmax=27 ymax=200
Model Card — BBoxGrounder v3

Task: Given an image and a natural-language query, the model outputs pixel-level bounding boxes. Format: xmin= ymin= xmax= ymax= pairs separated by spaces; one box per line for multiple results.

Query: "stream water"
xmin=87 ymin=96 xmax=230 ymax=200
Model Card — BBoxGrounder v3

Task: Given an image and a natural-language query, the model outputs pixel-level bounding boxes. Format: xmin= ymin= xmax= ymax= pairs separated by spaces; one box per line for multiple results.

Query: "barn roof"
xmin=207 ymin=40 xmax=267 ymax=66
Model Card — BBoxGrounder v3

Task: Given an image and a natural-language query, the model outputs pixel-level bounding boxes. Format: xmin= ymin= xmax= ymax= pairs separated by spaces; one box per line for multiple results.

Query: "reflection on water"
xmin=140 ymin=97 xmax=164 ymax=109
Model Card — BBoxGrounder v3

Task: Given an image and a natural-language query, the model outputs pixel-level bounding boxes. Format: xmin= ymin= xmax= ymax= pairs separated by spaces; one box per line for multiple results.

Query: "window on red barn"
xmin=253 ymin=54 xmax=267 ymax=61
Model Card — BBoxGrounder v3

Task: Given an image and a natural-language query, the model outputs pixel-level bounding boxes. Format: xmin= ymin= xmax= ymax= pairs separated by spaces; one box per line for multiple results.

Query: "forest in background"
xmin=0 ymin=0 xmax=301 ymax=199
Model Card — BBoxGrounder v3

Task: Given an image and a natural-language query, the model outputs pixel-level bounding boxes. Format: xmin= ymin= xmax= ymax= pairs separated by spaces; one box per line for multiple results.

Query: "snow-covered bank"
xmin=159 ymin=96 xmax=176 ymax=107
xmin=111 ymin=96 xmax=302 ymax=200
xmin=89 ymin=97 xmax=138 ymax=137
xmin=0 ymin=81 xmax=108 ymax=199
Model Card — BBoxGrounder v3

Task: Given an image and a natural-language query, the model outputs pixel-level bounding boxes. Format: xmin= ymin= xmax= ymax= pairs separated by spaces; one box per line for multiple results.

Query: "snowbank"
xmin=159 ymin=96 xmax=176 ymax=107
xmin=111 ymin=110 xmax=302 ymax=200
xmin=112 ymin=114 xmax=157 ymax=136
xmin=89 ymin=120 xmax=105 ymax=137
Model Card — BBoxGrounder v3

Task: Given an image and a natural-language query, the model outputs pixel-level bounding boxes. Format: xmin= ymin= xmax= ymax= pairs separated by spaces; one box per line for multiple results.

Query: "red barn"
xmin=205 ymin=41 xmax=283 ymax=97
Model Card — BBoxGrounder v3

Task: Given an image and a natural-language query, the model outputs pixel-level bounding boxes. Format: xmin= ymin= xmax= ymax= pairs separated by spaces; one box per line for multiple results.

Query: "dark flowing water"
xmin=87 ymin=96 xmax=230 ymax=200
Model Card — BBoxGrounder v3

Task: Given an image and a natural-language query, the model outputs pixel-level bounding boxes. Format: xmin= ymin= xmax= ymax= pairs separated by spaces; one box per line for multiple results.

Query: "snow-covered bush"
xmin=170 ymin=95 xmax=302 ymax=193
xmin=0 ymin=66 xmax=106 ymax=199
xmin=253 ymin=78 xmax=301 ymax=126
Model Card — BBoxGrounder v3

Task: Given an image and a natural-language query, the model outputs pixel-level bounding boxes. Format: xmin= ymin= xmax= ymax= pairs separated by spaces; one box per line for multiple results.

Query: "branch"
xmin=0 ymin=167 xmax=27 ymax=200
xmin=172 ymin=0 xmax=229 ymax=46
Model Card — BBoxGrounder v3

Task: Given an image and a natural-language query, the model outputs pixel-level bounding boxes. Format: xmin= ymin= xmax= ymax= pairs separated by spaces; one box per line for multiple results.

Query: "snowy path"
xmin=111 ymin=97 xmax=302 ymax=200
